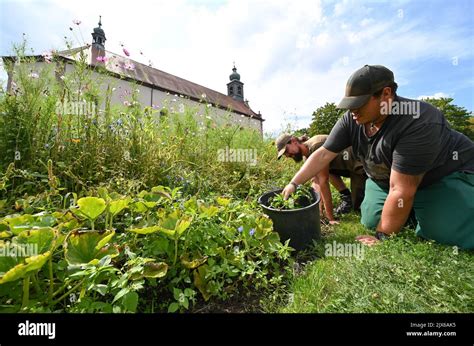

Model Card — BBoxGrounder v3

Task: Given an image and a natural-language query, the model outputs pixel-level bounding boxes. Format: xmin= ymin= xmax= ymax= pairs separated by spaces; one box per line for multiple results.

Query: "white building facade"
xmin=3 ymin=18 xmax=264 ymax=133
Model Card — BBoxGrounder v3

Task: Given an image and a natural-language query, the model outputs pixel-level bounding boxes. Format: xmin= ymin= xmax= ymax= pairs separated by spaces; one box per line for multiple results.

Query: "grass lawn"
xmin=266 ymin=213 xmax=474 ymax=313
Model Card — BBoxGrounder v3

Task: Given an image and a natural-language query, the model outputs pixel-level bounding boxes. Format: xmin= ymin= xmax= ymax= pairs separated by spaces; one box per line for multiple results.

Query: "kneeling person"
xmin=276 ymin=133 xmax=366 ymax=223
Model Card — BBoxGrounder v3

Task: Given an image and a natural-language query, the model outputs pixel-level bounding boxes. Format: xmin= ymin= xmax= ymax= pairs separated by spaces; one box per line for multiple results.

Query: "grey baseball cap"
xmin=337 ymin=65 xmax=395 ymax=109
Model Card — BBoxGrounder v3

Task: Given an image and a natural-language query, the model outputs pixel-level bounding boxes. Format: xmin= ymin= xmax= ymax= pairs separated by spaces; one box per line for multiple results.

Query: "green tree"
xmin=422 ymin=97 xmax=474 ymax=140
xmin=292 ymin=127 xmax=309 ymax=137
xmin=308 ymin=102 xmax=345 ymax=136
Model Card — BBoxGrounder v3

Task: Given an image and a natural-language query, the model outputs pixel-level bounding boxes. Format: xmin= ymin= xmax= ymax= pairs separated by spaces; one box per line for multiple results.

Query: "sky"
xmin=1 ymin=0 xmax=473 ymax=135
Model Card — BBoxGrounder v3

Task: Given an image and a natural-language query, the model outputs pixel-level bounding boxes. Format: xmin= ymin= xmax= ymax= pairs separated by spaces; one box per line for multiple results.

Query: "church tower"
xmin=227 ymin=64 xmax=244 ymax=101
xmin=91 ymin=16 xmax=106 ymax=49
xmin=91 ymin=16 xmax=106 ymax=65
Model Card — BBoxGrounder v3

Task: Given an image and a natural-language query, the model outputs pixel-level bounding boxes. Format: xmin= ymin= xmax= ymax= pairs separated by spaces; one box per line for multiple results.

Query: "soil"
xmin=190 ymin=291 xmax=265 ymax=313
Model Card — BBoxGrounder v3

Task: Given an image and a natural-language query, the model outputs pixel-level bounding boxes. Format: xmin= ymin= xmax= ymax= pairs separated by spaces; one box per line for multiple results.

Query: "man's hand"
xmin=282 ymin=183 xmax=296 ymax=200
xmin=355 ymin=235 xmax=380 ymax=246
xmin=329 ymin=220 xmax=340 ymax=225
xmin=286 ymin=147 xmax=338 ymax=196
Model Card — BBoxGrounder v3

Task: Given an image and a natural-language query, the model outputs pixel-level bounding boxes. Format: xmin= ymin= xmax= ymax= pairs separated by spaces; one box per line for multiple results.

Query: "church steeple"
xmin=91 ymin=16 xmax=106 ymax=50
xmin=227 ymin=64 xmax=244 ymax=101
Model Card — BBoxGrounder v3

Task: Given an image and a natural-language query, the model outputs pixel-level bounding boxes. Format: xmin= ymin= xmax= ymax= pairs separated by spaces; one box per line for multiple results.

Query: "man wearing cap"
xmin=276 ymin=133 xmax=366 ymax=223
xmin=282 ymin=65 xmax=474 ymax=249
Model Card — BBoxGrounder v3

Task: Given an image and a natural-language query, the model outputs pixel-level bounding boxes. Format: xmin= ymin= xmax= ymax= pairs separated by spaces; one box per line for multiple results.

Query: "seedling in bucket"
xmin=258 ymin=186 xmax=321 ymax=251
xmin=267 ymin=185 xmax=314 ymax=210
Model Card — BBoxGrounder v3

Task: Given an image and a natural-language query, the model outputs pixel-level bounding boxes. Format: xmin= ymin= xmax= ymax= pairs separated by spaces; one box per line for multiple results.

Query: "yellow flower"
xmin=71 ymin=138 xmax=81 ymax=143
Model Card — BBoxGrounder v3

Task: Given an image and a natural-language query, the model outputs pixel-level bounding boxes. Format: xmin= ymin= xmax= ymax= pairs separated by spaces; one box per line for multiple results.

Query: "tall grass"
xmin=0 ymin=41 xmax=295 ymax=206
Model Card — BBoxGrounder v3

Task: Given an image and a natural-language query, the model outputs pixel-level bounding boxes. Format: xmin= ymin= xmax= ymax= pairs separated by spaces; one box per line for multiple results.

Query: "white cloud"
xmin=1 ymin=0 xmax=472 ymax=134
xmin=417 ymin=92 xmax=451 ymax=100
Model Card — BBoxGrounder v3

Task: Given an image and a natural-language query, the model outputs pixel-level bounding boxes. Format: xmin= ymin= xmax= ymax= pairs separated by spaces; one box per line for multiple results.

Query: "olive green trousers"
xmin=360 ymin=171 xmax=474 ymax=249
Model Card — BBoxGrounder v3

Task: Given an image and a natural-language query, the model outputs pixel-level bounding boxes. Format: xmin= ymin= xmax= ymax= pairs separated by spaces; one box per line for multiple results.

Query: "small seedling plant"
xmin=268 ymin=185 xmax=314 ymax=210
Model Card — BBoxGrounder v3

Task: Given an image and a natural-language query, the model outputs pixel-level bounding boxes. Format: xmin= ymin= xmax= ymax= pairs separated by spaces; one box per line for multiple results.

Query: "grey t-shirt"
xmin=323 ymin=96 xmax=474 ymax=189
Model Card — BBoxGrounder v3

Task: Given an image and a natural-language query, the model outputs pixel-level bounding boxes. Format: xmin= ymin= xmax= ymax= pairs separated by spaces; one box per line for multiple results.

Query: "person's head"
xmin=337 ymin=65 xmax=398 ymax=125
xmin=275 ymin=133 xmax=305 ymax=162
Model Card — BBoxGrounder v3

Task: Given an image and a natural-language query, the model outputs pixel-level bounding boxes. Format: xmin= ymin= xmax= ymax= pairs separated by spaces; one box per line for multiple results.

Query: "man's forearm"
xmin=291 ymin=148 xmax=337 ymax=185
xmin=319 ymin=181 xmax=335 ymax=220
xmin=377 ymin=190 xmax=414 ymax=234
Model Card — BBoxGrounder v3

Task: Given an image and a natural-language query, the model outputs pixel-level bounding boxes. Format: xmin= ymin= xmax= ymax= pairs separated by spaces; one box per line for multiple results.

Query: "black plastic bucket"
xmin=258 ymin=188 xmax=321 ymax=251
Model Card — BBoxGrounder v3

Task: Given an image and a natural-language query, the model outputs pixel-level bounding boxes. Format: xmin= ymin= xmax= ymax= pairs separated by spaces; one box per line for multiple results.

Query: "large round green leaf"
xmin=56 ymin=212 xmax=80 ymax=233
xmin=2 ymin=214 xmax=57 ymax=235
xmin=158 ymin=211 xmax=192 ymax=238
xmin=14 ymin=227 xmax=56 ymax=254
xmin=142 ymin=262 xmax=168 ymax=278
xmin=216 ymin=197 xmax=231 ymax=207
xmin=0 ymin=244 xmax=21 ymax=276
xmin=122 ymin=291 xmax=139 ymax=312
xmin=2 ymin=215 xmax=35 ymax=235
xmin=71 ymin=197 xmax=106 ymax=221
xmin=181 ymin=255 xmax=208 ymax=269
xmin=0 ymin=251 xmax=51 ymax=284
xmin=64 ymin=230 xmax=117 ymax=265
xmin=255 ymin=216 xmax=273 ymax=240
xmin=0 ymin=230 xmax=12 ymax=239
xmin=199 ymin=204 xmax=219 ymax=219
xmin=109 ymin=198 xmax=131 ymax=217
xmin=130 ymin=201 xmax=149 ymax=213
xmin=175 ymin=217 xmax=192 ymax=236
xmin=130 ymin=261 xmax=168 ymax=280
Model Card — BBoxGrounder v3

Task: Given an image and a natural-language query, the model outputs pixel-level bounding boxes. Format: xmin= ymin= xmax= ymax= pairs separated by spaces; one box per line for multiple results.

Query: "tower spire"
xmin=91 ymin=15 xmax=106 ymax=50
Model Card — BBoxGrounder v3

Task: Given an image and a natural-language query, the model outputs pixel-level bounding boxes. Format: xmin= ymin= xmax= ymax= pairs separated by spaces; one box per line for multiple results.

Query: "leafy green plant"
xmin=64 ymin=229 xmax=119 ymax=265
xmin=70 ymin=197 xmax=106 ymax=231
xmin=0 ymin=37 xmax=299 ymax=313
xmin=268 ymin=185 xmax=314 ymax=210
xmin=0 ymin=226 xmax=58 ymax=309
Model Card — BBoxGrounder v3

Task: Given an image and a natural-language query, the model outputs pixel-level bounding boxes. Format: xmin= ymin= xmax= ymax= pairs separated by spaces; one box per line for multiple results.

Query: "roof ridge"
xmin=57 ymin=45 xmax=90 ymax=56
xmin=5 ymin=45 xmax=262 ymax=120
xmin=103 ymin=50 xmax=260 ymax=117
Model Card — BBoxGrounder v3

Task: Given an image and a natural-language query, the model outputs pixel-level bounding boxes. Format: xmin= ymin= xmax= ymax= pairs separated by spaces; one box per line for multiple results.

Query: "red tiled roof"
xmin=57 ymin=46 xmax=263 ymax=121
